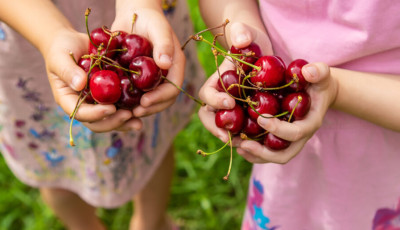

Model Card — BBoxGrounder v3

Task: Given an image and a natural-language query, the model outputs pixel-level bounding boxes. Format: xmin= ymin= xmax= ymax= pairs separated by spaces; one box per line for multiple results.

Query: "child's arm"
xmin=111 ymin=0 xmax=186 ymax=118
xmin=228 ymin=63 xmax=400 ymax=164
xmin=0 ymin=0 xmax=137 ymax=132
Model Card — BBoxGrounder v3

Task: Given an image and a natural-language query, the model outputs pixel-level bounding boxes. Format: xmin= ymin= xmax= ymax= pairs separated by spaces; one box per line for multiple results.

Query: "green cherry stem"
xmin=69 ymin=94 xmax=88 ymax=146
xmin=161 ymin=76 xmax=205 ymax=106
xmin=85 ymin=8 xmax=97 ymax=48
xmin=223 ymin=131 xmax=233 ymax=181
xmin=199 ymin=37 xmax=261 ymax=71
xmin=196 ymin=138 xmax=230 ymax=156
xmin=287 ymin=95 xmax=302 ymax=123
xmin=247 ymin=97 xmax=289 ymax=119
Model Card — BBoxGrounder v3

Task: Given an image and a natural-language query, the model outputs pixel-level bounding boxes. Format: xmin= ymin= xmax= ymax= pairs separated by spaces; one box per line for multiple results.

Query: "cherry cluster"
xmin=69 ymin=10 xmax=165 ymax=146
xmin=77 ymin=27 xmax=163 ymax=109
xmin=214 ymin=42 xmax=312 ymax=151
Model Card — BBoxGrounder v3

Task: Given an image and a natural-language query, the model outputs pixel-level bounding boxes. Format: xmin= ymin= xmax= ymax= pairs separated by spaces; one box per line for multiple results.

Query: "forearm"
xmin=0 ymin=0 xmax=74 ymax=56
xmin=115 ymin=0 xmax=163 ymax=19
xmin=331 ymin=67 xmax=400 ymax=132
xmin=199 ymin=0 xmax=269 ymax=49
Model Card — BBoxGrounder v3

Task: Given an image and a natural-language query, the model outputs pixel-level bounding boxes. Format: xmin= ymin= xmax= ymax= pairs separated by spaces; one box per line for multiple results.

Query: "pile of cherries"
xmin=77 ymin=26 xmax=163 ymax=109
xmin=69 ymin=10 xmax=165 ymax=146
xmin=214 ymin=42 xmax=311 ymax=151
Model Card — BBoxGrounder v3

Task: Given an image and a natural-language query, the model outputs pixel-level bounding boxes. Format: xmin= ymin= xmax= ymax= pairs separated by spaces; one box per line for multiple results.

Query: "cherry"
xmin=264 ymin=132 xmax=291 ymax=150
xmin=117 ymin=34 xmax=153 ymax=68
xmin=215 ymin=104 xmax=245 ymax=135
xmin=81 ymin=88 xmax=95 ymax=104
xmin=129 ymin=56 xmax=162 ymax=92
xmin=281 ymin=91 xmax=311 ymax=120
xmin=114 ymin=30 xmax=128 ymax=48
xmin=88 ymin=27 xmax=118 ymax=58
xmin=250 ymin=56 xmax=286 ymax=88
xmin=89 ymin=70 xmax=121 ymax=104
xmin=241 ymin=116 xmax=264 ymax=138
xmin=216 ymin=70 xmax=243 ymax=98
xmin=285 ymin=59 xmax=309 ymax=92
xmin=104 ymin=64 xmax=125 ymax=78
xmin=247 ymin=91 xmax=280 ymax=121
xmin=77 ymin=57 xmax=101 ymax=76
xmin=230 ymin=42 xmax=262 ymax=73
xmin=116 ymin=75 xmax=143 ymax=110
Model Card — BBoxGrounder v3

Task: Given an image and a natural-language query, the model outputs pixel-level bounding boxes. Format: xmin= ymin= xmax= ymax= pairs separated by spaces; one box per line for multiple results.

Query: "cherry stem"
xmin=181 ymin=19 xmax=230 ymax=50
xmin=240 ymin=132 xmax=266 ymax=141
xmin=131 ymin=13 xmax=137 ymax=34
xmin=288 ymin=95 xmax=302 ymax=123
xmin=223 ymin=131 xmax=233 ymax=181
xmin=69 ymin=94 xmax=88 ymax=146
xmin=161 ymin=76 xmax=205 ymax=106
xmin=198 ymin=37 xmax=261 ymax=71
xmin=260 ymin=79 xmax=295 ymax=91
xmin=247 ymin=98 xmax=289 ymax=119
xmin=85 ymin=8 xmax=97 ymax=48
xmin=196 ymin=138 xmax=230 ymax=156
xmin=69 ymin=51 xmax=77 ymax=64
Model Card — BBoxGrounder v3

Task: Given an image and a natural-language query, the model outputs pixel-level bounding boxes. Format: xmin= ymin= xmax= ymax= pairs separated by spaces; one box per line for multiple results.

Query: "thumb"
xmin=230 ymin=22 xmax=254 ymax=49
xmin=302 ymin=62 xmax=331 ymax=85
xmin=147 ymin=20 xmax=174 ymax=70
xmin=48 ymin=51 xmax=87 ymax=91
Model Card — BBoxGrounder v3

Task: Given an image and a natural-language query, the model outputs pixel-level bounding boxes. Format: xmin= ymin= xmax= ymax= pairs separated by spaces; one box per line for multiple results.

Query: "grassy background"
xmin=0 ymin=1 xmax=253 ymax=229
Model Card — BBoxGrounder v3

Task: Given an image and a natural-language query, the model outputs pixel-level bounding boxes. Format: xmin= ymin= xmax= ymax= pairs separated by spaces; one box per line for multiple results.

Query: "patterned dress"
xmin=0 ymin=0 xmax=203 ymax=208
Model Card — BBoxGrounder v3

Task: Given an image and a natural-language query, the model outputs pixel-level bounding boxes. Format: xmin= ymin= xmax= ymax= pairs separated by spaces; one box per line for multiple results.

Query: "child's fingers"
xmin=302 ymin=62 xmax=331 ymax=85
xmin=115 ymin=117 xmax=143 ymax=131
xmin=230 ymin=22 xmax=253 ymax=48
xmin=47 ymin=50 xmax=87 ymax=92
xmin=132 ymin=99 xmax=175 ymax=117
xmin=198 ymin=60 xmax=236 ymax=110
xmin=147 ymin=20 xmax=174 ymax=70
xmin=83 ymin=109 xmax=133 ymax=133
xmin=198 ymin=105 xmax=230 ymax=143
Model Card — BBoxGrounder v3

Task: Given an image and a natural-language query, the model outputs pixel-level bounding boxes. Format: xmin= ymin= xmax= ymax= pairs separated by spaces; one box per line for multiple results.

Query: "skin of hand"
xmin=0 ymin=0 xmax=136 ymax=133
xmin=112 ymin=0 xmax=185 ymax=121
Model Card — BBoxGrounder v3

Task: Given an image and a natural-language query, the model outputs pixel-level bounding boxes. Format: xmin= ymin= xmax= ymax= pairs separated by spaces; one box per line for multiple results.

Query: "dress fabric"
xmin=242 ymin=0 xmax=400 ymax=229
xmin=0 ymin=0 xmax=203 ymax=208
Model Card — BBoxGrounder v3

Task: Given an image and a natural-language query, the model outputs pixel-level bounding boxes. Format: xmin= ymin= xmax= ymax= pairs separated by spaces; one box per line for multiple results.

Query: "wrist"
xmin=115 ymin=0 xmax=163 ymax=21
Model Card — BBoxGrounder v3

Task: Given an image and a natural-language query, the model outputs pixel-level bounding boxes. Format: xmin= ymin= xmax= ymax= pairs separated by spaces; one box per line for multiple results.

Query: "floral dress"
xmin=0 ymin=0 xmax=203 ymax=208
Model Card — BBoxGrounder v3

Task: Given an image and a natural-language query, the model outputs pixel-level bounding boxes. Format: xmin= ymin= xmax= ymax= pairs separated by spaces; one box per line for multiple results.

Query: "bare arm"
xmin=331 ymin=67 xmax=400 ymax=131
xmin=0 ymin=0 xmax=74 ymax=56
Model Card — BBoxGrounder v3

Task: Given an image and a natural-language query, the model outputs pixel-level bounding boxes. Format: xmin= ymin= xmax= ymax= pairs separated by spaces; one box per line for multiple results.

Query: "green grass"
xmin=0 ymin=1 xmax=252 ymax=229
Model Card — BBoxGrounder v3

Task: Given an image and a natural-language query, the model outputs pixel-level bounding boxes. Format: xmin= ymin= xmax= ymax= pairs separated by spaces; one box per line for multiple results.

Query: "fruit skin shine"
xmin=215 ymin=104 xmax=245 ymax=135
xmin=89 ymin=70 xmax=122 ymax=104
xmin=130 ymin=56 xmax=162 ymax=92
xmin=250 ymin=55 xmax=286 ymax=88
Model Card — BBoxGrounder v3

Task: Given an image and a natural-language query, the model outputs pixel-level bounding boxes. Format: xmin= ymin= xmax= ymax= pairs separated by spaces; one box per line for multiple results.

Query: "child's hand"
xmin=111 ymin=3 xmax=185 ymax=118
xmin=236 ymin=63 xmax=338 ymax=164
xmin=43 ymin=29 xmax=141 ymax=132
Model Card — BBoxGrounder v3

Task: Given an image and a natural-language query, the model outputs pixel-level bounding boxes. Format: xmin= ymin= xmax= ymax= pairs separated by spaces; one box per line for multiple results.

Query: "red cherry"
xmin=264 ymin=132 xmax=291 ymax=150
xmin=241 ymin=116 xmax=264 ymax=138
xmin=88 ymin=27 xmax=118 ymax=58
xmin=247 ymin=91 xmax=280 ymax=121
xmin=216 ymin=70 xmax=243 ymax=98
xmin=116 ymin=75 xmax=143 ymax=110
xmin=285 ymin=59 xmax=309 ymax=92
xmin=230 ymin=42 xmax=262 ymax=73
xmin=117 ymin=34 xmax=153 ymax=68
xmin=250 ymin=56 xmax=286 ymax=88
xmin=129 ymin=56 xmax=162 ymax=92
xmin=114 ymin=30 xmax=128 ymax=48
xmin=281 ymin=91 xmax=311 ymax=120
xmin=215 ymin=104 xmax=245 ymax=135
xmin=89 ymin=70 xmax=121 ymax=104
xmin=81 ymin=88 xmax=95 ymax=104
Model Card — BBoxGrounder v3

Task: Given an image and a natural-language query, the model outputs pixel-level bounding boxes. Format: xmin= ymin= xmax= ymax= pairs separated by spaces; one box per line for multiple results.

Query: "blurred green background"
xmin=0 ymin=1 xmax=253 ymax=229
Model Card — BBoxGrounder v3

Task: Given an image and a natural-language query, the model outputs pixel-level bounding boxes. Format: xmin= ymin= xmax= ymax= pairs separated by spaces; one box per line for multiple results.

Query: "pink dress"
xmin=242 ymin=0 xmax=400 ymax=229
xmin=0 ymin=0 xmax=203 ymax=208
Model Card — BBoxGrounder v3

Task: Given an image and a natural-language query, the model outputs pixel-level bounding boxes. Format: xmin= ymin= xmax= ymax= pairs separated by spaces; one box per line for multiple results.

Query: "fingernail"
xmin=159 ymin=54 xmax=172 ymax=65
xmin=258 ymin=117 xmax=268 ymax=127
xmin=223 ymin=99 xmax=230 ymax=108
xmin=235 ymin=34 xmax=250 ymax=44
xmin=304 ymin=66 xmax=318 ymax=78
xmin=71 ymin=75 xmax=82 ymax=91
xmin=104 ymin=110 xmax=115 ymax=116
